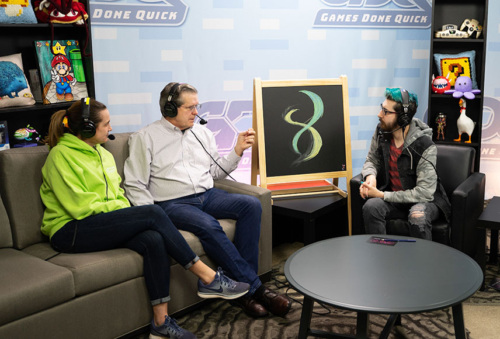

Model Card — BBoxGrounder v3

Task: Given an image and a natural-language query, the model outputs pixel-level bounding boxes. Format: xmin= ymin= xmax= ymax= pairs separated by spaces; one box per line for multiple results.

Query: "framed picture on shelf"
xmin=0 ymin=120 xmax=10 ymax=151
xmin=34 ymin=40 xmax=88 ymax=104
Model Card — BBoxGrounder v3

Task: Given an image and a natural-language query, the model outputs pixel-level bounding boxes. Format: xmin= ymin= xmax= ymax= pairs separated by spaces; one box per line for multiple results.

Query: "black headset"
xmin=80 ymin=97 xmax=96 ymax=139
xmin=163 ymin=83 xmax=181 ymax=118
xmin=397 ymin=88 xmax=411 ymax=128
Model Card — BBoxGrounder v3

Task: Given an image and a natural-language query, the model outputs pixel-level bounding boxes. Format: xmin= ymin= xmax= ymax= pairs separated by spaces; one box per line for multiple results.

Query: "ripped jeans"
xmin=362 ymin=198 xmax=440 ymax=240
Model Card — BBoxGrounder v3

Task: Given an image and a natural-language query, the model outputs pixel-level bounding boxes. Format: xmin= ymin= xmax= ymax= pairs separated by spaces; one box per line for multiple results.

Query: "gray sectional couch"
xmin=0 ymin=132 xmax=272 ymax=339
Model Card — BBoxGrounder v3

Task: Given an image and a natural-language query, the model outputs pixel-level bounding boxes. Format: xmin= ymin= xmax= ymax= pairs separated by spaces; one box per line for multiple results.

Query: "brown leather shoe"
xmin=232 ymin=296 xmax=268 ymax=317
xmin=254 ymin=286 xmax=291 ymax=317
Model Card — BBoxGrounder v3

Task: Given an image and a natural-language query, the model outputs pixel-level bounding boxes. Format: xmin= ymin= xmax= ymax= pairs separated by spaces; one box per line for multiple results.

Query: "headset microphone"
xmin=108 ymin=134 xmax=115 ymax=140
xmin=199 ymin=117 xmax=208 ymax=125
xmin=379 ymin=125 xmax=403 ymax=135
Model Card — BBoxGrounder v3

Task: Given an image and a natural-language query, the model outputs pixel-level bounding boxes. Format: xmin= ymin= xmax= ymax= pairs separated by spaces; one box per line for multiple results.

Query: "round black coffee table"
xmin=284 ymin=235 xmax=483 ymax=339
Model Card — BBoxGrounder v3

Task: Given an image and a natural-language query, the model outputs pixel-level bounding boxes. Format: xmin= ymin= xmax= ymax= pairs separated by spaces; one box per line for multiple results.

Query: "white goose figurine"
xmin=454 ymin=99 xmax=475 ymax=143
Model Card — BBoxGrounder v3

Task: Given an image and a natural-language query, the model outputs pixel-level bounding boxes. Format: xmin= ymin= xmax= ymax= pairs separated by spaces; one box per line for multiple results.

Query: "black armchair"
xmin=350 ymin=144 xmax=486 ymax=267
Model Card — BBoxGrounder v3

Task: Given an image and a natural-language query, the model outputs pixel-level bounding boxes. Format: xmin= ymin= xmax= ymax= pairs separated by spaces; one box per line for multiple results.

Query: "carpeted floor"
xmin=133 ymin=199 xmax=500 ymax=338
xmin=463 ymin=264 xmax=500 ymax=339
xmin=154 ymin=242 xmax=500 ymax=339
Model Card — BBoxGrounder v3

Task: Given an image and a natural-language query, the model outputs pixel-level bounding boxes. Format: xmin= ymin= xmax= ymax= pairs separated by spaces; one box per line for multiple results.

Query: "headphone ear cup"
xmin=162 ymin=82 xmax=181 ymax=118
xmin=397 ymin=113 xmax=410 ymax=127
xmin=80 ymin=97 xmax=96 ymax=138
xmin=80 ymin=121 xmax=96 ymax=139
xmin=163 ymin=101 xmax=177 ymax=117
xmin=398 ymin=88 xmax=411 ymax=127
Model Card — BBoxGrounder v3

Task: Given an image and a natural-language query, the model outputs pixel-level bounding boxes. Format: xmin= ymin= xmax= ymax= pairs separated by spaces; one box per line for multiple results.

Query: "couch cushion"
xmin=0 ymin=146 xmax=49 ymax=249
xmin=48 ymin=248 xmax=144 ymax=297
xmin=103 ymin=132 xmax=132 ymax=182
xmin=26 ymin=220 xmax=234 ymax=297
xmin=0 ymin=194 xmax=12 ymax=249
xmin=0 ymin=248 xmax=74 ymax=326
xmin=22 ymin=242 xmax=60 ymax=261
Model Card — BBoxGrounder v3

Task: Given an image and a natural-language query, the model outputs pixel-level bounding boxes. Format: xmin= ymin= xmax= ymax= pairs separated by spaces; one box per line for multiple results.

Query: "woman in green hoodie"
xmin=40 ymin=98 xmax=250 ymax=339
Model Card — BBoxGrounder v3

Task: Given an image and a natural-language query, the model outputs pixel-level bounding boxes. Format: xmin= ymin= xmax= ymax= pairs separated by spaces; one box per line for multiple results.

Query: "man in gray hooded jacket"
xmin=359 ymin=88 xmax=450 ymax=240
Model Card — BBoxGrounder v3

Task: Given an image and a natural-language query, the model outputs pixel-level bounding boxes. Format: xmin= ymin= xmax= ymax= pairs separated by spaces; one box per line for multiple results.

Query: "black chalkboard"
xmin=252 ymin=77 xmax=351 ymax=190
xmin=261 ymin=84 xmax=347 ymax=177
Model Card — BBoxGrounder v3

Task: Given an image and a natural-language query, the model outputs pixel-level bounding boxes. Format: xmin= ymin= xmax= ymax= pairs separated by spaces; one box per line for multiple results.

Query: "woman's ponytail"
xmin=45 ymin=109 xmax=67 ymax=148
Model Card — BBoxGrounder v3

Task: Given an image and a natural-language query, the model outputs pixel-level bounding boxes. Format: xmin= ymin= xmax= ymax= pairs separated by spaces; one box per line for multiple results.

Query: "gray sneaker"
xmin=197 ymin=267 xmax=250 ymax=300
xmin=149 ymin=316 xmax=196 ymax=339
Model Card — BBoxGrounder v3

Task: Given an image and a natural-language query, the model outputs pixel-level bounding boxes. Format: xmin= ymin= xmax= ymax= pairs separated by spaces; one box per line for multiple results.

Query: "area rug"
xmin=171 ymin=263 xmax=500 ymax=339
xmin=466 ymin=263 xmax=500 ymax=305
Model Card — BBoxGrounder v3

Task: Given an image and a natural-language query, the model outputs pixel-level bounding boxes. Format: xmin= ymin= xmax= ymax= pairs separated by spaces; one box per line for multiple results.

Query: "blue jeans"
xmin=362 ymin=198 xmax=440 ymax=240
xmin=157 ymin=188 xmax=262 ymax=295
xmin=50 ymin=205 xmax=200 ymax=306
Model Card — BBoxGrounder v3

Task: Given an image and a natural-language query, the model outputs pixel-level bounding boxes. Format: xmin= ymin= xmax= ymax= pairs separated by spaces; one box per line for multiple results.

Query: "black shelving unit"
xmin=428 ymin=0 xmax=488 ymax=171
xmin=0 ymin=5 xmax=94 ymax=146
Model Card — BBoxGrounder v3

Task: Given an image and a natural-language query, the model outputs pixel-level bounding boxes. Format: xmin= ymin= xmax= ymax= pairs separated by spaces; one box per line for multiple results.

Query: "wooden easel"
xmin=251 ymin=76 xmax=353 ymax=234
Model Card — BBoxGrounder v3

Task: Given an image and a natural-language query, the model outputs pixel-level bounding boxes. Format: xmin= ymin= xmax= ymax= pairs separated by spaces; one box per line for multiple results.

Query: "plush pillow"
xmin=0 ymin=53 xmax=36 ymax=108
xmin=434 ymin=50 xmax=477 ymax=89
xmin=0 ymin=0 xmax=37 ymax=24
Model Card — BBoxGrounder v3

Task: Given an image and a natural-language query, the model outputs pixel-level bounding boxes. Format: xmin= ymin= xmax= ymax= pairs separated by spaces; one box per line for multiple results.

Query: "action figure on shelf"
xmin=435 ymin=113 xmax=446 ymax=141
xmin=454 ymin=99 xmax=475 ymax=144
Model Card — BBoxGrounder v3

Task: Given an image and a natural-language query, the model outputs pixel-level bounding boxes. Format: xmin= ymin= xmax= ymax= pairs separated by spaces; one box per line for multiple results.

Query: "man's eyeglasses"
xmin=182 ymin=104 xmax=202 ymax=112
xmin=380 ymin=104 xmax=397 ymax=115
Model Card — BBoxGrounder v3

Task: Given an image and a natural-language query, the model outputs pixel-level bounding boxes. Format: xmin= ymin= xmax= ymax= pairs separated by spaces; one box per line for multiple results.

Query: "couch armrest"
xmin=349 ymin=174 xmax=365 ymax=235
xmin=450 ymin=172 xmax=486 ymax=263
xmin=214 ymin=179 xmax=272 ymax=276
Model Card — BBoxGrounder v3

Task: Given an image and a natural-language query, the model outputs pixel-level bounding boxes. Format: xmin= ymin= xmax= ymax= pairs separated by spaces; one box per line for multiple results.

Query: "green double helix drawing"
xmin=282 ymin=90 xmax=324 ymax=166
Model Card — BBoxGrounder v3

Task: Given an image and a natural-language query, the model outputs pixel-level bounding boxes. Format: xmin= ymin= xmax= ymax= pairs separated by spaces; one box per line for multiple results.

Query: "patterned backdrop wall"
xmin=88 ymin=0 xmax=499 ymax=197
xmin=481 ymin=0 xmax=500 ymax=199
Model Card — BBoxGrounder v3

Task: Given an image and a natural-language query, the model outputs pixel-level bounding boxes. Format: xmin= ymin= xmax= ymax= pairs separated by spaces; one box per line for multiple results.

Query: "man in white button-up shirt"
xmin=124 ymin=82 xmax=291 ymax=318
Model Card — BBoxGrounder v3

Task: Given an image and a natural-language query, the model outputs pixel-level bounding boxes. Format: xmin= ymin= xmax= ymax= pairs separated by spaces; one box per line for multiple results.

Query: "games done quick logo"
xmin=198 ymin=100 xmax=253 ymax=170
xmin=90 ymin=0 xmax=188 ymax=26
xmin=315 ymin=0 xmax=431 ymax=29
xmin=481 ymin=97 xmax=500 ymax=161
